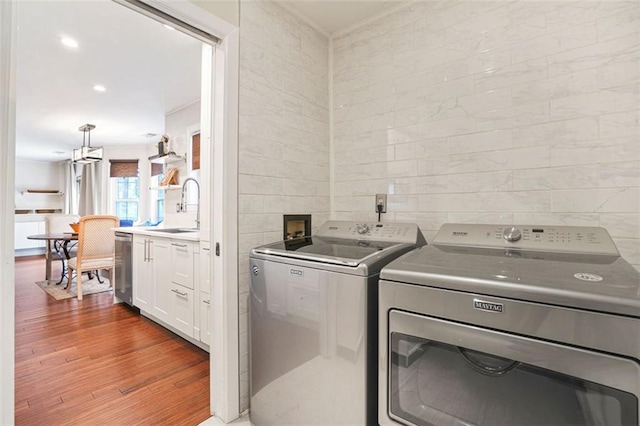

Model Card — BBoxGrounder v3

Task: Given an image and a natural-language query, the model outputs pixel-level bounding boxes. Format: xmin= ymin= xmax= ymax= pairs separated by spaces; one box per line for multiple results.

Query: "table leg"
xmin=45 ymin=240 xmax=52 ymax=282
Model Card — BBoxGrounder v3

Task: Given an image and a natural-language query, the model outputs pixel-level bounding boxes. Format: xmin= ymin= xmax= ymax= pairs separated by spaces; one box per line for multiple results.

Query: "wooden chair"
xmin=67 ymin=215 xmax=119 ymax=300
xmin=45 ymin=214 xmax=81 ymax=283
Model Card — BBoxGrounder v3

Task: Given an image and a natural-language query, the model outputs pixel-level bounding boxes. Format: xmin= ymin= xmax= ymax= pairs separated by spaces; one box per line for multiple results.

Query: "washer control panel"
xmin=433 ymin=223 xmax=619 ymax=255
xmin=316 ymin=221 xmax=426 ymax=244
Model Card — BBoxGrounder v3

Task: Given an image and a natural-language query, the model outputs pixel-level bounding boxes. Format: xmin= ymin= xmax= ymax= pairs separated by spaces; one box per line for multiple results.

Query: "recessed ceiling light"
xmin=93 ymin=85 xmax=106 ymax=92
xmin=163 ymin=24 xmax=175 ymax=31
xmin=60 ymin=37 xmax=78 ymax=49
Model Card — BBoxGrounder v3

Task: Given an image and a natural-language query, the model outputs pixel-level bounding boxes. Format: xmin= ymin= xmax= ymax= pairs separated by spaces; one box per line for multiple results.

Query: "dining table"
xmin=27 ymin=232 xmax=78 ymax=285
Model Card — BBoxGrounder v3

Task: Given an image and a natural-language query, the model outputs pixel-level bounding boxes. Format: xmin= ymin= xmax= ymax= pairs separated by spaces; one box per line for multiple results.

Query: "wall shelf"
xmin=148 ymin=152 xmax=185 ymax=164
xmin=149 ymin=185 xmax=182 ymax=191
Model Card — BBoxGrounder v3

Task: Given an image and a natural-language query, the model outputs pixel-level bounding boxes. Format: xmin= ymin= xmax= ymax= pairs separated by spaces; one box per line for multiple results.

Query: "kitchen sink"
xmin=146 ymin=228 xmax=199 ymax=233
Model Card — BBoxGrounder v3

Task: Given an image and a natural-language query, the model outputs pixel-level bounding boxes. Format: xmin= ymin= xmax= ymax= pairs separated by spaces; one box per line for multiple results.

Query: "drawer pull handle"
xmin=171 ymin=289 xmax=188 ymax=297
xmin=172 ymin=243 xmax=188 ymax=248
xmin=203 ymin=299 xmax=210 ymax=305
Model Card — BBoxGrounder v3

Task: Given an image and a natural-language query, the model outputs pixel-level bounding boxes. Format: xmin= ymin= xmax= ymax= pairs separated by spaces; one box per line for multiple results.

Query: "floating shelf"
xmin=21 ymin=190 xmax=63 ymax=196
xmin=149 ymin=185 xmax=182 ymax=190
xmin=148 ymin=152 xmax=185 ymax=164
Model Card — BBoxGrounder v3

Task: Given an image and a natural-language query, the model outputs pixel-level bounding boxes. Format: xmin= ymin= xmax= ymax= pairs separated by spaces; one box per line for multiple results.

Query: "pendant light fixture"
xmin=72 ymin=123 xmax=103 ymax=163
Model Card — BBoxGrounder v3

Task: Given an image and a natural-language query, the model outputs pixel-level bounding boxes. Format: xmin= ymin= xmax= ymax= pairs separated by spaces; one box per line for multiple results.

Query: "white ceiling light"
xmin=60 ymin=36 xmax=78 ymax=48
xmin=72 ymin=124 xmax=103 ymax=163
xmin=93 ymin=84 xmax=106 ymax=92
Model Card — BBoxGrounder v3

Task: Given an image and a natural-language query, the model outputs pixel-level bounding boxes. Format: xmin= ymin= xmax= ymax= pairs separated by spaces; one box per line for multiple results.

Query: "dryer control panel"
xmin=316 ymin=220 xmax=427 ymax=245
xmin=433 ymin=223 xmax=619 ymax=255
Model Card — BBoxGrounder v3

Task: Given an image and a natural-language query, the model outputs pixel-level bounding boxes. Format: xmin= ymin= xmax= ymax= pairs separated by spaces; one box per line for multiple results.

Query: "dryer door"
xmin=384 ymin=310 xmax=639 ymax=426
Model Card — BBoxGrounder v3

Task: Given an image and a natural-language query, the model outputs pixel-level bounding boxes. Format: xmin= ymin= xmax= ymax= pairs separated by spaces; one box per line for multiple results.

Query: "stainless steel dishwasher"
xmin=114 ymin=231 xmax=133 ymax=306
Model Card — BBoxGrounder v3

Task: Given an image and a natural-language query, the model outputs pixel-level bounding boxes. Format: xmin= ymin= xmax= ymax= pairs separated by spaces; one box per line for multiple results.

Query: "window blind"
xmin=109 ymin=160 xmax=139 ymax=178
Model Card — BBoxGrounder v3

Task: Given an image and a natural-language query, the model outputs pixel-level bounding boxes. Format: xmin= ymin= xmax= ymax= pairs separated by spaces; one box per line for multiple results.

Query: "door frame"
xmin=0 ymin=0 xmax=240 ymax=423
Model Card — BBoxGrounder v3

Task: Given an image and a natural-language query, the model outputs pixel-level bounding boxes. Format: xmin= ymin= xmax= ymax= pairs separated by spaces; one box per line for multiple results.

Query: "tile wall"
xmin=238 ymin=0 xmax=330 ymax=410
xmin=332 ymin=1 xmax=639 ymax=270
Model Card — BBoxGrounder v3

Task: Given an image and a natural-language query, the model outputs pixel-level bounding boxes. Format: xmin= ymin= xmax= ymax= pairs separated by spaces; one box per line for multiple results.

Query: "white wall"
xmin=332 ymin=1 xmax=640 ymax=270
xmin=163 ymin=101 xmax=201 ymax=228
xmin=14 ymin=159 xmax=64 ymax=210
xmin=238 ymin=0 xmax=330 ymax=411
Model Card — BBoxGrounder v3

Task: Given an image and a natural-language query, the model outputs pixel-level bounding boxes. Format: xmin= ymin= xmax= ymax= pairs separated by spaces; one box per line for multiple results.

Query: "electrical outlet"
xmin=375 ymin=193 xmax=387 ymax=213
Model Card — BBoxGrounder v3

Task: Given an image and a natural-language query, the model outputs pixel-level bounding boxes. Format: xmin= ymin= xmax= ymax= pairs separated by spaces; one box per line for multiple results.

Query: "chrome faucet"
xmin=180 ymin=177 xmax=200 ymax=229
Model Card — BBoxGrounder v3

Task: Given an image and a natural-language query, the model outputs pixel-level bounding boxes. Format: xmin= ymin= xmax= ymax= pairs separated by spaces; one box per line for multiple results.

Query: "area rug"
xmin=36 ymin=275 xmax=112 ymax=300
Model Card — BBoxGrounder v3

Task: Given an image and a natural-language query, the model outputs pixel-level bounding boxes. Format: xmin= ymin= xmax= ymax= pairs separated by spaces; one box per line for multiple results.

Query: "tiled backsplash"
xmin=332 ymin=1 xmax=639 ymax=269
xmin=238 ymin=0 xmax=330 ymax=411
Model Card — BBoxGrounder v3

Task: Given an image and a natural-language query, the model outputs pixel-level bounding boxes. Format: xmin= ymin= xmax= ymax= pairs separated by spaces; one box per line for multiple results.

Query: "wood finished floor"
xmin=14 ymin=256 xmax=211 ymax=425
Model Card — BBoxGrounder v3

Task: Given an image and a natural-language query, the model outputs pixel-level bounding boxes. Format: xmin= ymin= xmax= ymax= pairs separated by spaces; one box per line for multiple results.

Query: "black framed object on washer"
xmin=283 ymin=214 xmax=311 ymax=240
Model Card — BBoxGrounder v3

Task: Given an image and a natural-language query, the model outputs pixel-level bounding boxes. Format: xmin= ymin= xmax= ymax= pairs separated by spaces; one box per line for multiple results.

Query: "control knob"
xmin=503 ymin=226 xmax=522 ymax=242
xmin=356 ymin=224 xmax=370 ymax=234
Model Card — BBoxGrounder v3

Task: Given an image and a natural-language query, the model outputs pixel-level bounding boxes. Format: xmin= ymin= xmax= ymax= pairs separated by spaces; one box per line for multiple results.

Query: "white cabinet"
xmin=152 ymin=238 xmax=172 ymax=324
xmin=133 ymin=236 xmax=151 ymax=311
xmin=171 ymin=241 xmax=194 ymax=289
xmin=132 ymin=233 xmax=208 ymax=348
xmin=199 ymin=242 xmax=212 ymax=346
xmin=14 ymin=221 xmax=45 ymax=251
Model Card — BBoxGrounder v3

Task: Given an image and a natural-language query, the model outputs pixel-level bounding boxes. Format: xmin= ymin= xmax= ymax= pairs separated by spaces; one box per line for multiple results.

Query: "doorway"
xmin=0 ymin=0 xmax=240 ymax=423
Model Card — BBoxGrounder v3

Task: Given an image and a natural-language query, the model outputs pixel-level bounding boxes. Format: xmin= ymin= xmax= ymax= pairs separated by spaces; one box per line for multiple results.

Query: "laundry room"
xmin=237 ymin=0 xmax=639 ymax=424
xmin=2 ymin=0 xmax=638 ymax=424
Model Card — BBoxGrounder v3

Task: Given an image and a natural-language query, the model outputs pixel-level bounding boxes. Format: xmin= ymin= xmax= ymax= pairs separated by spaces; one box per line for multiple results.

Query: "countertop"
xmin=113 ymin=226 xmax=201 ymax=241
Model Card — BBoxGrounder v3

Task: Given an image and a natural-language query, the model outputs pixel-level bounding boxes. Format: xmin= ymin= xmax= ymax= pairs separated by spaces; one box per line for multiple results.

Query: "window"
xmin=115 ymin=177 xmax=139 ymax=221
xmin=156 ymin=174 xmax=165 ymax=223
xmin=110 ymin=160 xmax=139 ymax=224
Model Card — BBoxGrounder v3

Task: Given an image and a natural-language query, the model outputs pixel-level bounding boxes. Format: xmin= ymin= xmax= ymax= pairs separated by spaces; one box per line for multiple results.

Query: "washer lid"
xmin=253 ymin=236 xmax=408 ymax=267
xmin=381 ymin=245 xmax=640 ymax=317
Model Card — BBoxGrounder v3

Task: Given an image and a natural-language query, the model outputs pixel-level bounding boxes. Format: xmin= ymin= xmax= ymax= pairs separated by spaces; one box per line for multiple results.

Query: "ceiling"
xmin=15 ymin=1 xmax=202 ymax=162
xmin=15 ymin=0 xmax=405 ymax=163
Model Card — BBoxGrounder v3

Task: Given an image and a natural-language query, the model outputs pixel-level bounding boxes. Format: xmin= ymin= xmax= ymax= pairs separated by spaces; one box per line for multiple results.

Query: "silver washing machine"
xmin=379 ymin=223 xmax=640 ymax=426
xmin=250 ymin=220 xmax=426 ymax=425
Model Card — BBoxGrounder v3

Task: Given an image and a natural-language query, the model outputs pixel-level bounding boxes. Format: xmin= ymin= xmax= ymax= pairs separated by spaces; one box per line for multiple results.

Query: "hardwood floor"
xmin=14 ymin=256 xmax=211 ymax=425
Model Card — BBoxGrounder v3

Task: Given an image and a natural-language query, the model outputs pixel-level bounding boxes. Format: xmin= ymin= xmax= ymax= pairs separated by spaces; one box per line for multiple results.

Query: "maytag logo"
xmin=473 ymin=298 xmax=504 ymax=314
xmin=290 ymin=269 xmax=304 ymax=277
xmin=452 ymin=231 xmax=468 ymax=236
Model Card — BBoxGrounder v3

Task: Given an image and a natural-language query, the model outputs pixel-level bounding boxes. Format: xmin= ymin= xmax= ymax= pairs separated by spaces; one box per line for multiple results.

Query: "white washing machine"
xmin=250 ymin=220 xmax=426 ymax=425
xmin=379 ymin=223 xmax=640 ymax=426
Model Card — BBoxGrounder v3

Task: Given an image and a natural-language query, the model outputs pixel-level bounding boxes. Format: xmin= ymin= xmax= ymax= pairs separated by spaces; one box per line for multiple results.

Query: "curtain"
xmin=78 ymin=162 xmax=101 ymax=215
xmin=63 ymin=161 xmax=78 ymax=214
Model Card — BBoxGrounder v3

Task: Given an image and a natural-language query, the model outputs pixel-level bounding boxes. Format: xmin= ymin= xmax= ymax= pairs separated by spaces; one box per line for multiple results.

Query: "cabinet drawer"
xmin=171 ymin=241 xmax=194 ymax=289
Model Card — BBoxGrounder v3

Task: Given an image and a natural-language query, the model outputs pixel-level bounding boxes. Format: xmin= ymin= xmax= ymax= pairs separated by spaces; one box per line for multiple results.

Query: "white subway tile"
xmin=395 ymin=138 xmax=448 ymax=160
xmin=477 ymin=191 xmax=551 ymax=212
xmin=476 ymin=100 xmax=549 ymax=132
xmin=394 ymin=176 xmax=449 ymax=195
xmin=552 ymin=188 xmax=639 ymax=212
xmin=597 ymin=4 xmax=640 ymax=42
xmin=599 ymin=110 xmax=639 ymax=138
xmin=550 ymin=84 xmax=640 ymax=121
xmin=448 ymin=129 xmax=513 ymax=154
xmin=599 ymin=213 xmax=640 ymax=238
xmin=474 ymin=58 xmax=548 ymax=92
xmin=551 ymin=136 xmax=640 ymax=166
xmin=548 ymin=33 xmax=639 ymax=77
xmin=599 ymin=161 xmax=640 ymax=188
xmin=449 ymin=212 xmax=515 ymax=224
xmin=513 ymin=213 xmax=599 ymax=227
xmin=448 ymin=171 xmax=513 ymax=193
xmin=512 ymin=117 xmax=599 ymax=148
xmin=513 ymin=165 xmax=599 ymax=190
xmin=545 ymin=2 xmax=636 ymax=33
xmin=511 ymin=22 xmax=597 ymax=64
xmin=512 ymin=69 xmax=598 ymax=106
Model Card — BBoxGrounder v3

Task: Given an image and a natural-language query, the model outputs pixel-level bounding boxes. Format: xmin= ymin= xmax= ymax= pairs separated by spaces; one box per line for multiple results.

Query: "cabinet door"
xmin=199 ymin=242 xmax=211 ymax=344
xmin=15 ymin=221 xmax=45 ymax=250
xmin=200 ymin=293 xmax=211 ymax=346
xmin=171 ymin=283 xmax=194 ymax=337
xmin=171 ymin=241 xmax=194 ymax=289
xmin=152 ymin=237 xmax=172 ymax=323
xmin=133 ymin=236 xmax=152 ymax=312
